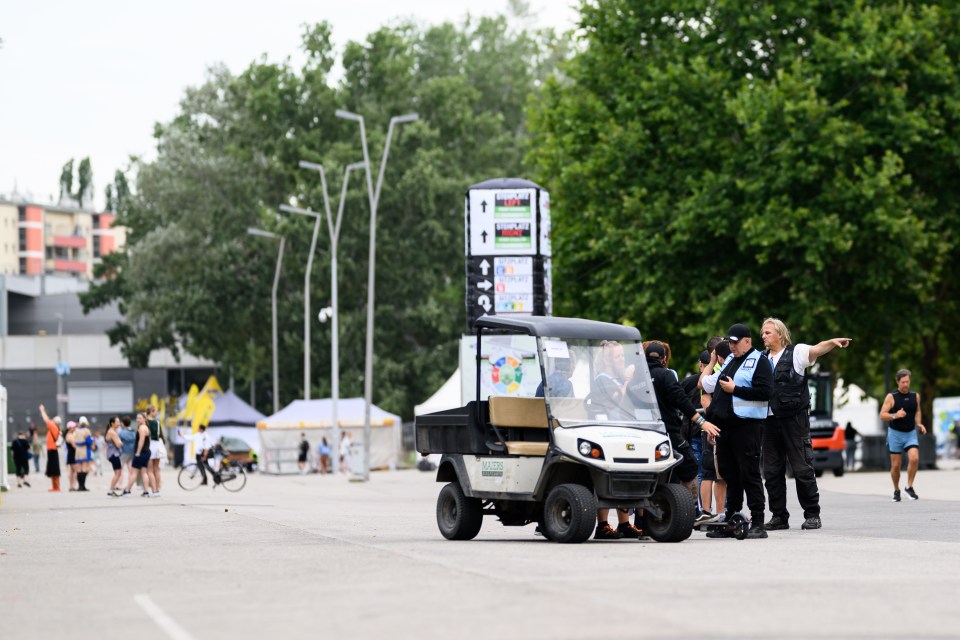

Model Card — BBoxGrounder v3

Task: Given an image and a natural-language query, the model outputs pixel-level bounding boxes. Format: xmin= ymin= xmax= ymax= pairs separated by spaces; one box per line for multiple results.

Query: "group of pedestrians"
xmin=24 ymin=403 xmax=168 ymax=498
xmin=297 ymin=432 xmax=352 ymax=474
xmin=596 ymin=318 xmax=852 ymax=540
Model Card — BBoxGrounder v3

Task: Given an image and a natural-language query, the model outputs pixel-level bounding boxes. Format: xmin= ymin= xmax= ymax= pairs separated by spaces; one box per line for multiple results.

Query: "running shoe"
xmin=694 ymin=511 xmax=719 ymax=525
xmin=764 ymin=516 xmax=789 ymax=531
xmin=904 ymin=486 xmax=919 ymax=500
xmin=616 ymin=522 xmax=643 ymax=539
xmin=801 ymin=516 xmax=822 ymax=530
xmin=893 ymin=489 xmax=901 ymax=502
xmin=594 ymin=523 xmax=624 ymax=540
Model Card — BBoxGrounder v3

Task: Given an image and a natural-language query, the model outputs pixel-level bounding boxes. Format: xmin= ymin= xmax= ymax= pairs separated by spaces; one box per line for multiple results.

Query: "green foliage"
xmin=76 ymin=157 xmax=93 ymax=208
xmin=528 ymin=0 xmax=960 ymax=417
xmin=81 ymin=17 xmax=566 ymax=418
xmin=59 ymin=159 xmax=74 ymax=202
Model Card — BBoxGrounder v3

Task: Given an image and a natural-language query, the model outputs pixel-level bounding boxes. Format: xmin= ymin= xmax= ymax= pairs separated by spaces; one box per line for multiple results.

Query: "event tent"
xmin=414 ymin=369 xmax=461 ymax=416
xmin=257 ymin=398 xmax=401 ymax=474
xmin=173 ymin=389 xmax=265 ymax=456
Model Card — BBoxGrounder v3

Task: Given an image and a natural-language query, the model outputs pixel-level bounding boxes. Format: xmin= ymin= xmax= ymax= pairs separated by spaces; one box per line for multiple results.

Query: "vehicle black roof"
xmin=474 ymin=316 xmax=642 ymax=340
xmin=467 ymin=177 xmax=543 ymax=191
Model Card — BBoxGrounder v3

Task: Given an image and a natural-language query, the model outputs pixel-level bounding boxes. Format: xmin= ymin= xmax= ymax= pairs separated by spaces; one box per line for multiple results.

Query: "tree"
xmin=81 ymin=16 xmax=566 ymax=418
xmin=77 ymin=157 xmax=93 ymax=208
xmin=528 ymin=0 xmax=960 ymax=421
xmin=59 ymin=159 xmax=74 ymax=203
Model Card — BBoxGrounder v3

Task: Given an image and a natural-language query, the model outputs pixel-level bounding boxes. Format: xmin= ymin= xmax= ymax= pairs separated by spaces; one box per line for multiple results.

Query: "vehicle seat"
xmin=488 ymin=396 xmax=549 ymax=456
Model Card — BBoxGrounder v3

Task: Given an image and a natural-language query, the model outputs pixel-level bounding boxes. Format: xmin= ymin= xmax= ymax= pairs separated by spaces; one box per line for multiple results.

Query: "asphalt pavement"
xmin=1 ymin=462 xmax=959 ymax=640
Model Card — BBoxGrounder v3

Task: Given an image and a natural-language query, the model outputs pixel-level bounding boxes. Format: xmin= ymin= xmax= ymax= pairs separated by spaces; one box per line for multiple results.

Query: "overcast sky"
xmin=0 ymin=1 xmax=578 ymax=209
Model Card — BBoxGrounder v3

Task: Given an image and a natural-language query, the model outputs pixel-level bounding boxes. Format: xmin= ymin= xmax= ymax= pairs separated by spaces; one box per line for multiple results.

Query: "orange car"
xmin=807 ymin=372 xmax=845 ymax=477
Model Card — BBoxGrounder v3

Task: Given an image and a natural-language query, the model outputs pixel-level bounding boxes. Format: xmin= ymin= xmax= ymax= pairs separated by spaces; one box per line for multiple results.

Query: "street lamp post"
xmin=247 ymin=228 xmax=285 ymax=414
xmin=291 ymin=160 xmax=366 ymax=474
xmin=276 ymin=205 xmax=322 ymax=401
xmin=336 ymin=110 xmax=418 ymax=480
xmin=55 ymin=313 xmax=65 ymax=421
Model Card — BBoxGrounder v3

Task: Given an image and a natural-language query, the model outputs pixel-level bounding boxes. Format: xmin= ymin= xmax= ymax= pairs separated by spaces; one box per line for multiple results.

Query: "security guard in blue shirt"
xmin=699 ymin=323 xmax=773 ymax=538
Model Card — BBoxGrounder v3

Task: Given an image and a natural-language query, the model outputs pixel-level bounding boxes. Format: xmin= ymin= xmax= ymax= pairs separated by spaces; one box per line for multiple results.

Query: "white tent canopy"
xmin=414 ymin=369 xmax=461 ymax=416
xmin=258 ymin=398 xmax=401 ymax=474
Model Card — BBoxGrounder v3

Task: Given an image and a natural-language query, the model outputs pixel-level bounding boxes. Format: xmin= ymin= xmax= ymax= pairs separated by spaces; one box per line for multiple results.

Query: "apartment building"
xmin=0 ymin=196 xmax=125 ymax=279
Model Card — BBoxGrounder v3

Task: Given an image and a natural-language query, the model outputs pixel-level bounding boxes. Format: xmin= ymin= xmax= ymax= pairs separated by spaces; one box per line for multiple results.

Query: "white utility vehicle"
xmin=415 ymin=316 xmax=696 ymax=543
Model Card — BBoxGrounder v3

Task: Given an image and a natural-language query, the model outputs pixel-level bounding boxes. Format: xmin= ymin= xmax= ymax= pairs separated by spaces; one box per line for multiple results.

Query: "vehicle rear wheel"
xmin=832 ymin=465 xmax=845 ymax=477
xmin=643 ymin=483 xmax=696 ymax=543
xmin=436 ymin=482 xmax=483 ymax=540
xmin=542 ymin=483 xmax=596 ymax=544
xmin=815 ymin=469 xmax=824 ymax=478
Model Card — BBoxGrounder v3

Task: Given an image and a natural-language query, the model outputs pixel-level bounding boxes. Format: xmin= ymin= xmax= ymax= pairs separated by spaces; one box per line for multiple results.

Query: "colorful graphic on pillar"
xmin=489 ymin=352 xmax=524 ymax=394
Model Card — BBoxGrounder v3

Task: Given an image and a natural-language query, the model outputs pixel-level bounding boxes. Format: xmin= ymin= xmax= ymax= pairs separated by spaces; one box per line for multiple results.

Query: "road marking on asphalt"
xmin=134 ymin=594 xmax=196 ymax=640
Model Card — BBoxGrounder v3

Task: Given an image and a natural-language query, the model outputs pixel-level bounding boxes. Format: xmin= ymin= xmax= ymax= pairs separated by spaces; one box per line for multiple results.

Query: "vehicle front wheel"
xmin=542 ymin=483 xmax=597 ymax=544
xmin=643 ymin=483 xmax=696 ymax=543
xmin=436 ymin=482 xmax=483 ymax=540
xmin=833 ymin=466 xmax=845 ymax=477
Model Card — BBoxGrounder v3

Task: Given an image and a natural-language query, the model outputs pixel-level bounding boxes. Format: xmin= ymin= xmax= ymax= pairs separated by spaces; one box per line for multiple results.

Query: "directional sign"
xmin=467 ymin=189 xmax=537 ymax=256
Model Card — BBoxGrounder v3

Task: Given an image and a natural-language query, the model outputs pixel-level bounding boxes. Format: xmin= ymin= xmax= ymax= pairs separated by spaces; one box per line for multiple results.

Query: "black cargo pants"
xmin=763 ymin=412 xmax=821 ymax=520
xmin=715 ymin=418 xmax=766 ymax=521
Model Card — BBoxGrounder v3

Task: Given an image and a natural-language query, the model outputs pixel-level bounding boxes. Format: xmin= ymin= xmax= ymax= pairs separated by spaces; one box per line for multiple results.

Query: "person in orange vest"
xmin=39 ymin=404 xmax=62 ymax=492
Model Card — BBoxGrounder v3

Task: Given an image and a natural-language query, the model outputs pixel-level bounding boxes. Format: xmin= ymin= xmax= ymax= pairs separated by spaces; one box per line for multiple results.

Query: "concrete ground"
xmin=1 ymin=462 xmax=959 ymax=640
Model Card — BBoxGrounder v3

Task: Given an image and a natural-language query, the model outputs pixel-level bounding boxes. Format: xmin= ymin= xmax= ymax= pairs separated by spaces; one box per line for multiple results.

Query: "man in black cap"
xmin=631 ymin=342 xmax=720 ymax=504
xmin=698 ymin=323 xmax=773 ymax=539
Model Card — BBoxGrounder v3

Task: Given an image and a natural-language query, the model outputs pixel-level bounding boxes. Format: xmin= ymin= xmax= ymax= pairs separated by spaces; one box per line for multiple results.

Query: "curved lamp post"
xmin=247 ymin=228 xmax=285 ymax=413
xmin=336 ymin=110 xmax=418 ymax=480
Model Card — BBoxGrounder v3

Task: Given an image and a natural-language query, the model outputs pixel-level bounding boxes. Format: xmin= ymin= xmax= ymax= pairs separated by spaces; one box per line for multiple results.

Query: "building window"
xmin=19 ymin=228 xmax=26 ymax=248
xmin=18 ymin=207 xmax=25 ymax=222
xmin=19 ymin=258 xmax=26 ymax=273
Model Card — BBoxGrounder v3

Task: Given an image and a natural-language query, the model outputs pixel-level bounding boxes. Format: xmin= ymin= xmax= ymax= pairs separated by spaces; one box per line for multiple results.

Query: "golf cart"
xmin=415 ymin=316 xmax=696 ymax=543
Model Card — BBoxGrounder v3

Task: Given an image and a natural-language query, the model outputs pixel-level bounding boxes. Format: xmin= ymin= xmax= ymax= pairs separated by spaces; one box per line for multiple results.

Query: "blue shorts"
xmin=887 ymin=428 xmax=919 ymax=454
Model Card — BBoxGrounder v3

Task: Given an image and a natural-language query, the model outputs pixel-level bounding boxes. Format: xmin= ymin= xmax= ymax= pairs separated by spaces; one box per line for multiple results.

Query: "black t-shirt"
xmin=679 ymin=374 xmax=702 ymax=440
xmin=299 ymin=440 xmax=310 ymax=456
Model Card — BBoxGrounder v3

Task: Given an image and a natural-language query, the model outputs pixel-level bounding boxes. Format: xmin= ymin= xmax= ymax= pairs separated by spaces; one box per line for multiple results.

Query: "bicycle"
xmin=178 ymin=456 xmax=247 ymax=492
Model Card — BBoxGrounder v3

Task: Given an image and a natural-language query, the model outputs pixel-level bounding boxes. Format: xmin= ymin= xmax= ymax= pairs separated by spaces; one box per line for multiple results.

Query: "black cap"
xmin=727 ymin=323 xmax=752 ymax=343
xmin=646 ymin=343 xmax=666 ymax=359
xmin=698 ymin=350 xmax=711 ymax=365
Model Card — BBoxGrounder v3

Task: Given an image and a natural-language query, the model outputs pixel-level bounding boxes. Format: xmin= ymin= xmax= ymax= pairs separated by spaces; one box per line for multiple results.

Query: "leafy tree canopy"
xmin=81 ymin=12 xmax=566 ymax=418
xmin=528 ymin=0 xmax=960 ymax=419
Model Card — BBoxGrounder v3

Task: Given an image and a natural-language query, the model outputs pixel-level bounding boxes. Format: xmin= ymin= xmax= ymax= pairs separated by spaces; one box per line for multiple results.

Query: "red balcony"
xmin=53 ymin=259 xmax=86 ymax=273
xmin=53 ymin=235 xmax=87 ymax=248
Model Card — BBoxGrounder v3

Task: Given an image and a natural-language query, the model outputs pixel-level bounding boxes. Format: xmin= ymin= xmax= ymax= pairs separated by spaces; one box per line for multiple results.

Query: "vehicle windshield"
xmin=538 ymin=337 xmax=663 ymax=430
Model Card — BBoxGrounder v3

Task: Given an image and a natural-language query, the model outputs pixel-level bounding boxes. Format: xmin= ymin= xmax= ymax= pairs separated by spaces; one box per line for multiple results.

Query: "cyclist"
xmin=178 ymin=424 xmax=220 ymax=485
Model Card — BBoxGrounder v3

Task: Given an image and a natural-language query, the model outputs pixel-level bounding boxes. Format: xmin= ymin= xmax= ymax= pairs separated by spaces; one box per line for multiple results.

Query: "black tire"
xmin=542 ymin=483 xmax=596 ymax=544
xmin=643 ymin=483 xmax=696 ymax=543
xmin=832 ymin=465 xmax=844 ymax=477
xmin=814 ymin=468 xmax=824 ymax=478
xmin=436 ymin=482 xmax=483 ymax=540
xmin=178 ymin=464 xmax=204 ymax=491
xmin=536 ymin=503 xmax=554 ymax=540
xmin=220 ymin=466 xmax=247 ymax=492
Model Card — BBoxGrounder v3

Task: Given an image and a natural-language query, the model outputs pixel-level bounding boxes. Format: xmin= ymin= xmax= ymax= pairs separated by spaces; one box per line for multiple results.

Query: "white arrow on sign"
xmin=476 ymin=279 xmax=492 ymax=291
xmin=478 ymin=295 xmax=492 ymax=312
xmin=479 ymin=258 xmax=490 ymax=275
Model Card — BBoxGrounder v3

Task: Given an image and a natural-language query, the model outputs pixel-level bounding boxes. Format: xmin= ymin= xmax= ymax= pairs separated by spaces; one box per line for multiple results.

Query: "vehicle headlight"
xmin=577 ymin=439 xmax=604 ymax=460
xmin=655 ymin=441 xmax=671 ymax=461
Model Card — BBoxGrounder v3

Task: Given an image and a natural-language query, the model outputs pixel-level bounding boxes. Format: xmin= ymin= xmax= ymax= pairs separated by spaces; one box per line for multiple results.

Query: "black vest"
xmin=769 ymin=345 xmax=810 ymax=417
xmin=889 ymin=390 xmax=918 ymax=433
